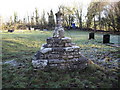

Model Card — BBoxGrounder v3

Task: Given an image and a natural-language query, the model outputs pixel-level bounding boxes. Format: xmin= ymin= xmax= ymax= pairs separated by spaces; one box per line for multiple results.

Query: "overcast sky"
xmin=0 ymin=0 xmax=93 ymax=21
xmin=0 ymin=0 xmax=119 ymax=22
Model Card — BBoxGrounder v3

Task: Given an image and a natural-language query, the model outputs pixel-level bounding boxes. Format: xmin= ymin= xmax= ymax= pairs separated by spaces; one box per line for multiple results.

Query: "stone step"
xmin=46 ymin=37 xmax=72 ymax=44
xmin=40 ymin=46 xmax=80 ymax=54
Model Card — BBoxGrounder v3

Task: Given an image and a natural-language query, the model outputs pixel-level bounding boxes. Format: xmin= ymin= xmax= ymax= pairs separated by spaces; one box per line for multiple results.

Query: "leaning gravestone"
xmin=32 ymin=11 xmax=88 ymax=69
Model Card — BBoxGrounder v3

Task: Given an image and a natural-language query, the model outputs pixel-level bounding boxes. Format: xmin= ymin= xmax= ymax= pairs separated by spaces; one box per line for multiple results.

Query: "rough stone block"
xmin=49 ymin=64 xmax=58 ymax=67
xmin=40 ymin=48 xmax=52 ymax=54
xmin=64 ymin=43 xmax=72 ymax=47
xmin=52 ymin=43 xmax=59 ymax=47
xmin=47 ymin=44 xmax=52 ymax=47
xmin=47 ymin=37 xmax=53 ymax=44
xmin=52 ymin=48 xmax=64 ymax=52
xmin=52 ymin=54 xmax=60 ymax=59
xmin=42 ymin=44 xmax=48 ymax=48
xmin=61 ymin=37 xmax=71 ymax=41
xmin=53 ymin=38 xmax=61 ymax=43
xmin=62 ymin=40 xmax=71 ymax=43
xmin=68 ymin=55 xmax=73 ymax=59
xmin=64 ymin=46 xmax=80 ymax=52
xmin=32 ymin=60 xmax=48 ymax=68
xmin=48 ymin=59 xmax=65 ymax=63
xmin=74 ymin=55 xmax=80 ymax=58
xmin=34 ymin=51 xmax=41 ymax=59
xmin=62 ymin=55 xmax=68 ymax=60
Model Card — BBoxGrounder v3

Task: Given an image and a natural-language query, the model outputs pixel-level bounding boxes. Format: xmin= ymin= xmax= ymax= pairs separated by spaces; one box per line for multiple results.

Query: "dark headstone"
xmin=28 ymin=27 xmax=31 ymax=30
xmin=8 ymin=29 xmax=14 ymax=32
xmin=103 ymin=34 xmax=110 ymax=43
xmin=89 ymin=33 xmax=94 ymax=39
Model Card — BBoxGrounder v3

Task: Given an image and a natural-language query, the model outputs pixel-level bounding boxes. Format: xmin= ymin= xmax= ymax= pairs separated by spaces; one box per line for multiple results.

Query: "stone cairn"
xmin=32 ymin=11 xmax=88 ymax=69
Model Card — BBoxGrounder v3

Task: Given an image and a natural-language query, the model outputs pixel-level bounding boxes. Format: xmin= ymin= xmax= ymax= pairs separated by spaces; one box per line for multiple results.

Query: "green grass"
xmin=2 ymin=30 xmax=52 ymax=61
xmin=2 ymin=30 xmax=118 ymax=61
xmin=1 ymin=30 xmax=119 ymax=88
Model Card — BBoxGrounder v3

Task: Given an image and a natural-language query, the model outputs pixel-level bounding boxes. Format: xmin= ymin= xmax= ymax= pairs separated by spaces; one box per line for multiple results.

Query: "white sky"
xmin=0 ymin=0 xmax=93 ymax=22
xmin=1 ymin=0 xmax=120 ymax=22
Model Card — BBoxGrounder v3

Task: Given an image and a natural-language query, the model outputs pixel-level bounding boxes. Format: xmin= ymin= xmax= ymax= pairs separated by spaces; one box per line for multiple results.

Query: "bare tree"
xmin=35 ymin=8 xmax=39 ymax=25
xmin=86 ymin=1 xmax=108 ymax=30
xmin=104 ymin=1 xmax=120 ymax=32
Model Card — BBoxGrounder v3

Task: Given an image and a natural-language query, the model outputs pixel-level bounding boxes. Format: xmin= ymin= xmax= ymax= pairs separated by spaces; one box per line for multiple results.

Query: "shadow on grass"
xmin=2 ymin=62 xmax=119 ymax=88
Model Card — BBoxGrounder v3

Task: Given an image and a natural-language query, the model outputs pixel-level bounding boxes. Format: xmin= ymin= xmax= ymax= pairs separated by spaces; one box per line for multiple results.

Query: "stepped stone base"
xmin=32 ymin=37 xmax=88 ymax=69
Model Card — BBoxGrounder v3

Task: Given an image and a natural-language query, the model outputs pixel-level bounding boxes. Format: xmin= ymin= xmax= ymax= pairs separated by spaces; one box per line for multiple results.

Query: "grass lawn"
xmin=1 ymin=30 xmax=119 ymax=88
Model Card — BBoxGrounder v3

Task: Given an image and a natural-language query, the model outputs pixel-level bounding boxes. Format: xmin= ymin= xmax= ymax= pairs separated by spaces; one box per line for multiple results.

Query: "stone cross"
xmin=56 ymin=11 xmax=62 ymax=27
xmin=53 ymin=11 xmax=64 ymax=38
xmin=32 ymin=11 xmax=88 ymax=69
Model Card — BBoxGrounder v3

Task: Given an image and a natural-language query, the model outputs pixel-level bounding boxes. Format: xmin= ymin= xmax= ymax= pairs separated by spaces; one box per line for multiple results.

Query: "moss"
xmin=88 ymin=77 xmax=100 ymax=83
xmin=86 ymin=63 xmax=105 ymax=72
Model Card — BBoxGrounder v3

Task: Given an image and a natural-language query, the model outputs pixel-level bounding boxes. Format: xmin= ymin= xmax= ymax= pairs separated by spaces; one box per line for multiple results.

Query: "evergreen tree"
xmin=48 ymin=9 xmax=55 ymax=28
xmin=35 ymin=8 xmax=39 ymax=25
xmin=14 ymin=12 xmax=18 ymax=24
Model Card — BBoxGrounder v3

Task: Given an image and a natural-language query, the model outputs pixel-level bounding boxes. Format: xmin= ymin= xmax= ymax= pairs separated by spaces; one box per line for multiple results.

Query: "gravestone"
xmin=32 ymin=11 xmax=88 ymax=69
xmin=8 ymin=29 xmax=14 ymax=32
xmin=103 ymin=34 xmax=110 ymax=43
xmin=89 ymin=32 xmax=94 ymax=39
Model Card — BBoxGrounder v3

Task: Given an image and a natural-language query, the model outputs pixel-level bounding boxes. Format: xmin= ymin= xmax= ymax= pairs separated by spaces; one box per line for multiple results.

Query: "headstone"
xmin=8 ymin=29 xmax=14 ymax=32
xmin=89 ymin=32 xmax=94 ymax=39
xmin=103 ymin=34 xmax=110 ymax=43
xmin=32 ymin=11 xmax=88 ymax=69
xmin=28 ymin=26 xmax=31 ymax=30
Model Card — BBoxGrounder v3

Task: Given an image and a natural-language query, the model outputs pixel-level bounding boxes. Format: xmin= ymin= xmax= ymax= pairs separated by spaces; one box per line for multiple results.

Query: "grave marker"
xmin=8 ymin=29 xmax=14 ymax=32
xmin=103 ymin=34 xmax=110 ymax=43
xmin=89 ymin=32 xmax=94 ymax=39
